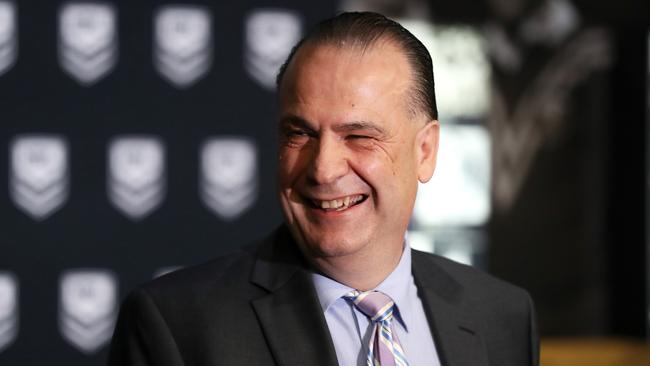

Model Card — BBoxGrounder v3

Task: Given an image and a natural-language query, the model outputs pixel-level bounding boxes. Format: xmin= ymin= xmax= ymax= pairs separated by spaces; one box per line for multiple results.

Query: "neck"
xmin=309 ymin=239 xmax=405 ymax=291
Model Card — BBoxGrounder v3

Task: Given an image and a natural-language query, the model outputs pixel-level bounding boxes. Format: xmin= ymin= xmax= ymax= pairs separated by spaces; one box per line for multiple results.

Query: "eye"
xmin=346 ymin=134 xmax=371 ymax=140
xmin=284 ymin=129 xmax=312 ymax=140
xmin=345 ymin=134 xmax=376 ymax=150
xmin=281 ymin=128 xmax=312 ymax=146
xmin=289 ymin=129 xmax=309 ymax=137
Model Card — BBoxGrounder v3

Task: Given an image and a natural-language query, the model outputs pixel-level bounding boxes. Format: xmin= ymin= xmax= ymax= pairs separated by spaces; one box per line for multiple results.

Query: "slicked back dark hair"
xmin=276 ymin=11 xmax=438 ymax=120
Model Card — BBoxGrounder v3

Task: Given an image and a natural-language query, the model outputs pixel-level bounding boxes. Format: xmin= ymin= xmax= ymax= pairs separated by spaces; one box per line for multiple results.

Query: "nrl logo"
xmin=200 ymin=137 xmax=258 ymax=220
xmin=10 ymin=135 xmax=69 ymax=221
xmin=0 ymin=1 xmax=17 ymax=77
xmin=58 ymin=2 xmax=118 ymax=85
xmin=58 ymin=269 xmax=117 ymax=354
xmin=108 ymin=136 xmax=166 ymax=220
xmin=154 ymin=5 xmax=212 ymax=88
xmin=244 ymin=9 xmax=302 ymax=90
xmin=0 ymin=272 xmax=18 ymax=354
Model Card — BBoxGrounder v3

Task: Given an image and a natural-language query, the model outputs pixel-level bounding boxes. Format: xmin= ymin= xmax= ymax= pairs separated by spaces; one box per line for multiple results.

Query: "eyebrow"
xmin=279 ymin=115 xmax=312 ymax=129
xmin=331 ymin=121 xmax=387 ymax=136
xmin=279 ymin=115 xmax=387 ymax=136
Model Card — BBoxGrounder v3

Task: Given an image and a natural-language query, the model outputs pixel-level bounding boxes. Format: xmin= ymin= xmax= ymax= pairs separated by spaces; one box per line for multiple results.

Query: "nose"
xmin=307 ymin=135 xmax=348 ymax=185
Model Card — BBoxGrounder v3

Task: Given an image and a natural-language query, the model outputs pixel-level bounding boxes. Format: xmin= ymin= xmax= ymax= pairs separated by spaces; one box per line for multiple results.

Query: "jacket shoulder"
xmin=412 ymin=249 xmax=533 ymax=312
xmin=412 ymin=250 xmax=539 ymax=365
xmin=129 ymin=241 xmax=265 ymax=317
xmin=109 ymin=241 xmax=273 ymax=365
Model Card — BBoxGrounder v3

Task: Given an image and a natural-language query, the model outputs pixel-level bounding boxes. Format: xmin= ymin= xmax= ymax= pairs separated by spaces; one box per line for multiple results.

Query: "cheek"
xmin=349 ymin=149 xmax=397 ymax=189
xmin=278 ymin=147 xmax=303 ymax=188
xmin=277 ymin=149 xmax=304 ymax=223
xmin=352 ymin=145 xmax=418 ymax=193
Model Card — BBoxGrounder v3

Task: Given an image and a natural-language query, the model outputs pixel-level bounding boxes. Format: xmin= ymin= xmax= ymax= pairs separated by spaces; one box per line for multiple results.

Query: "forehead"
xmin=279 ymin=42 xmax=413 ymax=116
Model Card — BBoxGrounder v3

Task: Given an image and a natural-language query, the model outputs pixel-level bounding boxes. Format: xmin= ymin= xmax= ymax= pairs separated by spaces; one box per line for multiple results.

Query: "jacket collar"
xmin=250 ymin=226 xmax=339 ymax=366
xmin=412 ymin=250 xmax=489 ymax=366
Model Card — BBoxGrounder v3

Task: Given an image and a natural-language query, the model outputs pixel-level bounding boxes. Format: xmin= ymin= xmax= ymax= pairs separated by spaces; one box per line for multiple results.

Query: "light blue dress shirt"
xmin=311 ymin=242 xmax=442 ymax=366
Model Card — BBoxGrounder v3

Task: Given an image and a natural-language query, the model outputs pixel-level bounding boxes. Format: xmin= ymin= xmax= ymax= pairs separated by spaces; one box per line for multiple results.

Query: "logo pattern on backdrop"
xmin=244 ymin=9 xmax=302 ymax=90
xmin=108 ymin=136 xmax=166 ymax=220
xmin=200 ymin=137 xmax=258 ymax=220
xmin=0 ymin=2 xmax=321 ymax=359
xmin=58 ymin=2 xmax=118 ymax=85
xmin=59 ymin=269 xmax=118 ymax=354
xmin=0 ymin=1 xmax=17 ymax=77
xmin=0 ymin=272 xmax=18 ymax=353
xmin=7 ymin=135 xmax=265 ymax=221
xmin=0 ymin=3 xmax=307 ymax=91
xmin=154 ymin=5 xmax=213 ymax=88
xmin=10 ymin=135 xmax=69 ymax=220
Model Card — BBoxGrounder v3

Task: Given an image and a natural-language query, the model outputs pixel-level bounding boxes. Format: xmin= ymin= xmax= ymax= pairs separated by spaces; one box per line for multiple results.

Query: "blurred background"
xmin=0 ymin=0 xmax=649 ymax=364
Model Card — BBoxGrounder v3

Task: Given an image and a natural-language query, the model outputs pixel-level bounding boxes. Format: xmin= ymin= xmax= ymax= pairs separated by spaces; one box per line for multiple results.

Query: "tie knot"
xmin=345 ymin=290 xmax=395 ymax=323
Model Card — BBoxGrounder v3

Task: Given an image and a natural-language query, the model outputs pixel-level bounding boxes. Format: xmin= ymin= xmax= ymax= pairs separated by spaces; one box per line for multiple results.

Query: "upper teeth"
xmin=313 ymin=195 xmax=364 ymax=210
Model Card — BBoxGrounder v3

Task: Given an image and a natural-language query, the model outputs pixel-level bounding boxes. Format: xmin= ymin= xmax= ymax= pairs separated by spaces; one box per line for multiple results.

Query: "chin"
xmin=282 ymin=204 xmax=372 ymax=260
xmin=300 ymin=233 xmax=368 ymax=259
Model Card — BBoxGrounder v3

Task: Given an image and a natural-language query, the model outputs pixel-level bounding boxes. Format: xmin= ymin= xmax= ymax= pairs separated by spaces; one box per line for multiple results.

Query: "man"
xmin=108 ymin=12 xmax=539 ymax=366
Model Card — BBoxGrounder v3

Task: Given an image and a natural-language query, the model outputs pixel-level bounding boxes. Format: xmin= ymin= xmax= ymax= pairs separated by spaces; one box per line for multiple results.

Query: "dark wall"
xmin=606 ymin=24 xmax=648 ymax=338
xmin=484 ymin=0 xmax=649 ymax=337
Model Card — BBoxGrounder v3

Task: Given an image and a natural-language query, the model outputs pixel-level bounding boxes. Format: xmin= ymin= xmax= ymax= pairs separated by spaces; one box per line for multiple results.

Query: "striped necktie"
xmin=346 ymin=290 xmax=409 ymax=366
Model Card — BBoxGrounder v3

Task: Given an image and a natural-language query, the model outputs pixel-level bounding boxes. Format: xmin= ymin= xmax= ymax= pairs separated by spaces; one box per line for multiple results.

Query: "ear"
xmin=415 ymin=120 xmax=440 ymax=183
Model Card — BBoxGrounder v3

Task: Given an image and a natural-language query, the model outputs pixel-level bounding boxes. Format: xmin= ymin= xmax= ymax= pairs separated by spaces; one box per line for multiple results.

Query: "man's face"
xmin=277 ymin=42 xmax=439 ymax=265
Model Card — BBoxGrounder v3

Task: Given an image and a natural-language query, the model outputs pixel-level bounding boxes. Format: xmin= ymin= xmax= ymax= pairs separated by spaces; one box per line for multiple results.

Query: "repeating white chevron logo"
xmin=154 ymin=5 xmax=212 ymax=88
xmin=108 ymin=136 xmax=166 ymax=220
xmin=244 ymin=9 xmax=302 ymax=90
xmin=10 ymin=135 xmax=69 ymax=220
xmin=200 ymin=137 xmax=258 ymax=220
xmin=58 ymin=269 xmax=117 ymax=354
xmin=58 ymin=2 xmax=117 ymax=85
xmin=0 ymin=1 xmax=18 ymax=77
xmin=0 ymin=272 xmax=18 ymax=354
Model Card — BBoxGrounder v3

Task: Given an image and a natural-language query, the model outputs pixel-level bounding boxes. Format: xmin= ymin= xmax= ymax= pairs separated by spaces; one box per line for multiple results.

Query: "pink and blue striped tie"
xmin=346 ymin=290 xmax=409 ymax=366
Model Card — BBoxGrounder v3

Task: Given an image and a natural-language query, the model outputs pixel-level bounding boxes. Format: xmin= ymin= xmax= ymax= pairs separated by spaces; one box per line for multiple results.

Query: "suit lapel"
xmin=250 ymin=227 xmax=338 ymax=366
xmin=412 ymin=251 xmax=490 ymax=366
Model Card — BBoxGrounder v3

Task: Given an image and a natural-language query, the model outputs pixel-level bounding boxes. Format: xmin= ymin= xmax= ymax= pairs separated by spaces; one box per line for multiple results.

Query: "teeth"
xmin=314 ymin=195 xmax=364 ymax=211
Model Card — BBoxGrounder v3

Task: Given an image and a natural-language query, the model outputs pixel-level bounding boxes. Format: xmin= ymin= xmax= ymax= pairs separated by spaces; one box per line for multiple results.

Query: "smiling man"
xmin=277 ymin=38 xmax=438 ymax=292
xmin=108 ymin=12 xmax=539 ymax=366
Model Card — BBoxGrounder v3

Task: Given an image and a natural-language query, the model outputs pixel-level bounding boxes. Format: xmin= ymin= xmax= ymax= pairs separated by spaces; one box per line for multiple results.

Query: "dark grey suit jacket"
xmin=108 ymin=226 xmax=539 ymax=366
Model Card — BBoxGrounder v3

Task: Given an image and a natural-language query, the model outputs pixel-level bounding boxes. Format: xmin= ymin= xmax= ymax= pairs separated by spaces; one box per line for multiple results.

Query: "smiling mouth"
xmin=307 ymin=194 xmax=368 ymax=212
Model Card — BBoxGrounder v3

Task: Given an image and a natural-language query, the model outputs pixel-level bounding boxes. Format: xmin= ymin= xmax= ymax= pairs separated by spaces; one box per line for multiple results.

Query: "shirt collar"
xmin=311 ymin=239 xmax=413 ymax=331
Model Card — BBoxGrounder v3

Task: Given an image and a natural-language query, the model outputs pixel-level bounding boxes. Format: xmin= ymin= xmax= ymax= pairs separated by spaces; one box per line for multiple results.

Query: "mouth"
xmin=305 ymin=194 xmax=368 ymax=212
